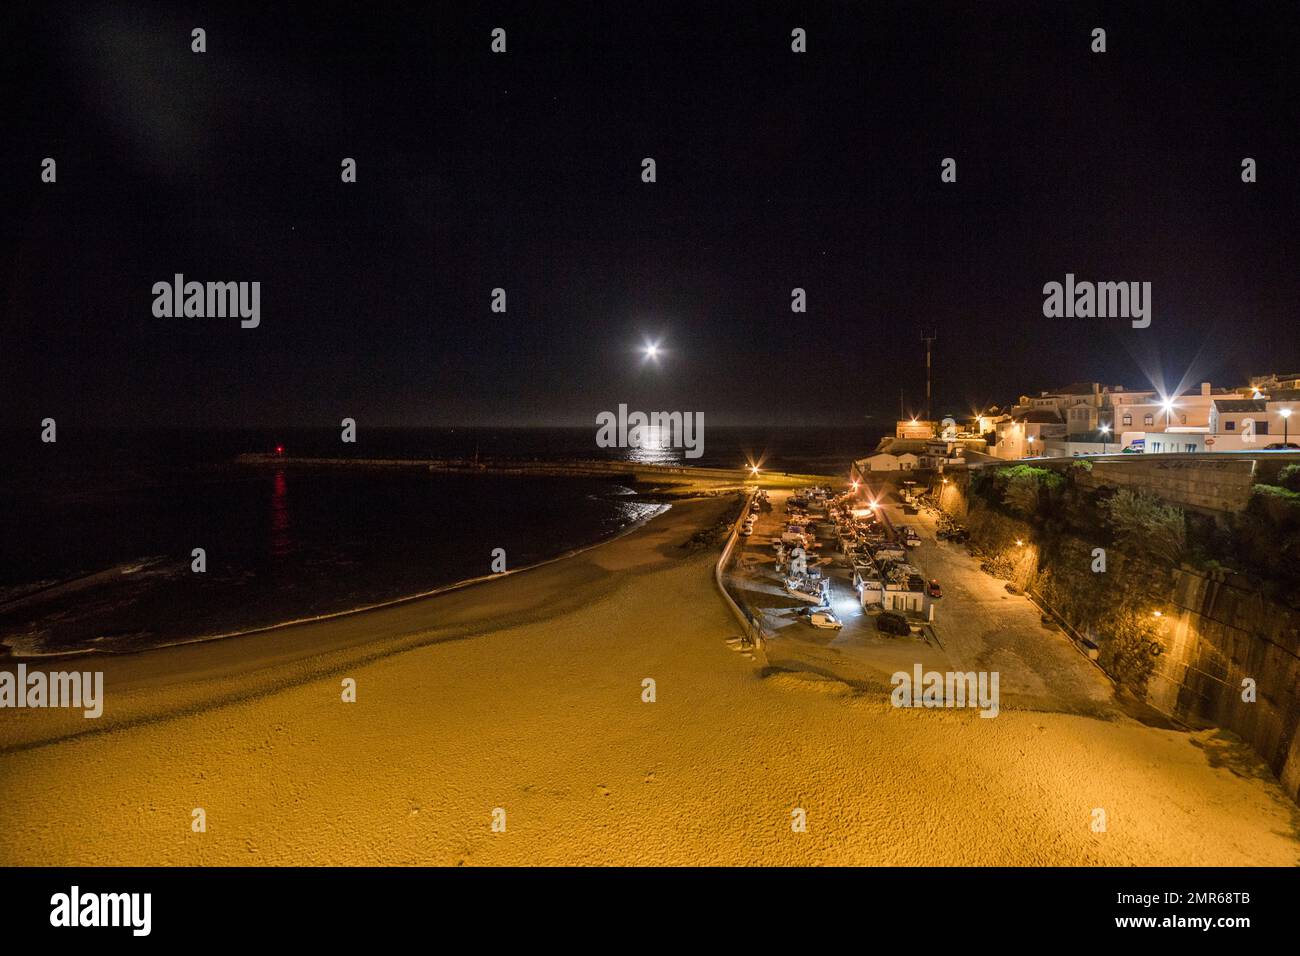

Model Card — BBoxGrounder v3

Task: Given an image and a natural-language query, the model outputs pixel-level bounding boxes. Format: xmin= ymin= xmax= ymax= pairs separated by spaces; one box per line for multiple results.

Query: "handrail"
xmin=713 ymin=490 xmax=768 ymax=663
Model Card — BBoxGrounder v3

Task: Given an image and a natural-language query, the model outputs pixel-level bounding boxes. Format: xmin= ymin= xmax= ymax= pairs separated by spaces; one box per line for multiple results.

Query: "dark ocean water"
xmin=0 ymin=426 xmax=878 ymax=655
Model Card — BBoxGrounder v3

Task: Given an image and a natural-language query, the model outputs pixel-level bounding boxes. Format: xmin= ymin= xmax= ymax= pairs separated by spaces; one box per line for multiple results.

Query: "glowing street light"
xmin=748 ymin=464 xmax=760 ymax=477
xmin=643 ymin=341 xmax=661 ymax=362
xmin=850 ymin=480 xmax=860 ymax=492
xmin=1160 ymin=396 xmax=1177 ymax=428
xmin=1099 ymin=423 xmax=1110 ymax=455
xmin=1281 ymin=407 xmax=1293 ymax=446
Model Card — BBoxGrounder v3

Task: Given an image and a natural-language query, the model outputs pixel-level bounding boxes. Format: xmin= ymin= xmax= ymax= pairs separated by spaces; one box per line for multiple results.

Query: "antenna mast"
xmin=922 ymin=331 xmax=937 ymax=421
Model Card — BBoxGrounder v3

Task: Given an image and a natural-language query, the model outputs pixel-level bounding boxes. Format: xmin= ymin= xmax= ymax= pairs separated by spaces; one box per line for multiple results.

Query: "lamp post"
xmin=1099 ymin=423 xmax=1110 ymax=455
xmin=1282 ymin=407 xmax=1293 ymax=446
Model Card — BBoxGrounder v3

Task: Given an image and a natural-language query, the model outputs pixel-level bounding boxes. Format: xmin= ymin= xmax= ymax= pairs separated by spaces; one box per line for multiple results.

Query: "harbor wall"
xmin=1151 ymin=567 xmax=1300 ymax=800
xmin=960 ymin=493 xmax=1300 ymax=803
xmin=1074 ymin=457 xmax=1257 ymax=515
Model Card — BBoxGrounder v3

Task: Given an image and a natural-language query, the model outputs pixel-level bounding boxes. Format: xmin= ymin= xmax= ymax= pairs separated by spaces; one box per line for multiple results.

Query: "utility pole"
xmin=922 ymin=331 xmax=936 ymax=421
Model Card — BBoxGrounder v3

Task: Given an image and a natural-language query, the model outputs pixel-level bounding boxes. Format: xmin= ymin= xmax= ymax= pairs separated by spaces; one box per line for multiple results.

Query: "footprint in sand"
xmin=597 ymin=785 xmax=611 ymax=797
xmin=644 ymin=771 xmax=655 ymax=784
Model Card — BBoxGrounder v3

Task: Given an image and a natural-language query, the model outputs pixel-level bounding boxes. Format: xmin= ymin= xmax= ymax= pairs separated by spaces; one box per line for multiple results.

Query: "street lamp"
xmin=1282 ymin=407 xmax=1293 ymax=446
xmin=1099 ymin=423 xmax=1110 ymax=455
xmin=1160 ymin=397 xmax=1177 ymax=429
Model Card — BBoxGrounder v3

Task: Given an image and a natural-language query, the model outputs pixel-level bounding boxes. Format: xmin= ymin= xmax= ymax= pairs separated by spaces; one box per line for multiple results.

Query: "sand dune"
xmin=0 ymin=497 xmax=1296 ymax=866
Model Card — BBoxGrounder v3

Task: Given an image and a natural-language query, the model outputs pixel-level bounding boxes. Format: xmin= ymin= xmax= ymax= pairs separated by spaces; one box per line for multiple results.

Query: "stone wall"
xmin=1075 ymin=457 xmax=1258 ymax=515
xmin=1150 ymin=568 xmax=1300 ymax=800
xmin=960 ymin=474 xmax=1300 ymax=803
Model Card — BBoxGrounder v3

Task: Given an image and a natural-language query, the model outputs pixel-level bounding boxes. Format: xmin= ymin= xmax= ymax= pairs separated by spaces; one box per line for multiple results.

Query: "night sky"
xmin=4 ymin=1 xmax=1299 ymax=428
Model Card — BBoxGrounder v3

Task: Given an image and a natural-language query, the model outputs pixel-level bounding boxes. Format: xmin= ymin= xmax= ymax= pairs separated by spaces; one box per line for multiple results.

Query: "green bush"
xmin=983 ymin=464 xmax=1065 ymax=519
xmin=1252 ymin=482 xmax=1300 ymax=505
xmin=1001 ymin=472 xmax=1041 ymax=518
xmin=1101 ymin=489 xmax=1186 ymax=564
xmin=1276 ymin=463 xmax=1300 ymax=494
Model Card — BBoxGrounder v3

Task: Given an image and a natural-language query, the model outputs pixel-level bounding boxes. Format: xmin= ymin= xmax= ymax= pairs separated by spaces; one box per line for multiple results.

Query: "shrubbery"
xmin=1276 ymin=463 xmax=1300 ymax=494
xmin=1100 ymin=489 xmax=1187 ymax=564
xmin=972 ymin=464 xmax=1066 ymax=520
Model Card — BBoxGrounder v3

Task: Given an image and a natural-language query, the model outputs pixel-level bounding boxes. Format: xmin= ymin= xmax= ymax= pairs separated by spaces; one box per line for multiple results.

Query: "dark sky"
xmin=4 ymin=1 xmax=1299 ymax=428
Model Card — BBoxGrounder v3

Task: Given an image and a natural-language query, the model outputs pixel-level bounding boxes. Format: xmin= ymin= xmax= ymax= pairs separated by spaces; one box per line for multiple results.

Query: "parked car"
xmin=808 ymin=610 xmax=842 ymax=630
xmin=927 ymin=579 xmax=942 ymax=598
xmin=876 ymin=611 xmax=910 ymax=636
xmin=797 ymin=607 xmax=843 ymax=630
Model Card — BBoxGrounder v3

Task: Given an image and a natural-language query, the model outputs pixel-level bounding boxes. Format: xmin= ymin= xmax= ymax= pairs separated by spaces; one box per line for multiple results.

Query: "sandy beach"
xmin=0 ymin=495 xmax=1297 ymax=866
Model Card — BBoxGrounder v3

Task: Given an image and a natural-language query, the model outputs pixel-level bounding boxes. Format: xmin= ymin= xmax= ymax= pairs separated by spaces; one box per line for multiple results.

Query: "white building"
xmin=858 ymin=561 xmax=934 ymax=623
xmin=993 ymin=411 xmax=1066 ymax=459
xmin=854 ymin=451 xmax=921 ymax=473
xmin=1202 ymin=396 xmax=1300 ymax=449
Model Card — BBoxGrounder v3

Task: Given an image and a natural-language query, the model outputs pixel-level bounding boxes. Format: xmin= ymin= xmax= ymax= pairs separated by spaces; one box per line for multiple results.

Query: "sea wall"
xmin=1152 ymin=568 xmax=1300 ymax=799
xmin=236 ymin=453 xmax=833 ymax=485
xmin=959 ymin=455 xmax=1260 ymax=515
xmin=1073 ymin=457 xmax=1257 ymax=515
xmin=958 ymin=481 xmax=1300 ymax=803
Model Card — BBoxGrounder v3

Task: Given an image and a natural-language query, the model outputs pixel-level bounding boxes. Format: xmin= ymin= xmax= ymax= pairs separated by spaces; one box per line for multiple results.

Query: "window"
xmin=1180 ymin=414 xmax=1187 ymax=424
xmin=1225 ymin=420 xmax=1235 ymax=431
xmin=1186 ymin=444 xmax=1196 ymax=453
xmin=1122 ymin=414 xmax=1132 ymax=426
xmin=1143 ymin=414 xmax=1154 ymax=427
